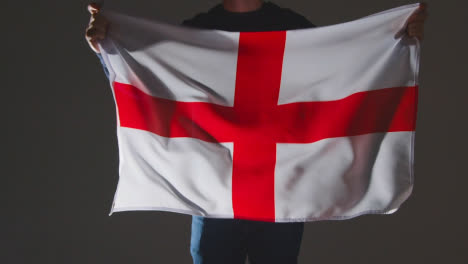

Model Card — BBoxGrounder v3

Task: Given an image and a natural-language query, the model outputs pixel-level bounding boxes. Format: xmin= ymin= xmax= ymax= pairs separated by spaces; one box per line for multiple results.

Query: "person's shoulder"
xmin=283 ymin=8 xmax=316 ymax=27
xmin=182 ymin=13 xmax=207 ymax=27
xmin=269 ymin=2 xmax=316 ymax=28
xmin=181 ymin=4 xmax=221 ymax=27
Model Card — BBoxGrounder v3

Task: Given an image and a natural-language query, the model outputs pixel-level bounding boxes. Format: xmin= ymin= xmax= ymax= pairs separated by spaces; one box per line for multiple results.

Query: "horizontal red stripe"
xmin=274 ymin=86 xmax=418 ymax=143
xmin=113 ymin=82 xmax=418 ymax=144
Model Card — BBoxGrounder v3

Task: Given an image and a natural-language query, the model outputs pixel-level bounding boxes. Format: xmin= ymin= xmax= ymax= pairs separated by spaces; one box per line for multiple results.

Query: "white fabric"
xmin=274 ymin=132 xmax=414 ymax=222
xmin=279 ymin=5 xmax=420 ymax=103
xmin=112 ymin=128 xmax=234 ymax=217
xmin=99 ymin=3 xmax=421 ymax=222
xmin=101 ymin=12 xmax=240 ymax=106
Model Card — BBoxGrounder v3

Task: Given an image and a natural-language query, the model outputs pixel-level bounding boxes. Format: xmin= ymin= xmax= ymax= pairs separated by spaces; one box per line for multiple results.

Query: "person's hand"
xmin=85 ymin=3 xmax=109 ymax=53
xmin=405 ymin=2 xmax=428 ymax=41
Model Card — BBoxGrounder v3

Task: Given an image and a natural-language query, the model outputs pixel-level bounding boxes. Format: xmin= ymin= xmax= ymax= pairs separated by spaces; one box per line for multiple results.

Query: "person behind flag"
xmin=85 ymin=1 xmax=427 ymax=263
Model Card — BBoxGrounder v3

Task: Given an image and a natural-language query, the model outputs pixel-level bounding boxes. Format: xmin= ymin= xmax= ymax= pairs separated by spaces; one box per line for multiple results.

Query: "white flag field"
xmin=98 ymin=3 xmax=421 ymax=222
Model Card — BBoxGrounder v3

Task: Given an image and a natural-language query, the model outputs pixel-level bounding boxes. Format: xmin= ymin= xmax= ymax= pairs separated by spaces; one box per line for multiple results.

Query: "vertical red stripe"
xmin=231 ymin=31 xmax=287 ymax=221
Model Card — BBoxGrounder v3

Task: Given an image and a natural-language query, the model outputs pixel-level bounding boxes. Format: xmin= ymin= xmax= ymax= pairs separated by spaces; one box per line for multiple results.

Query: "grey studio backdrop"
xmin=5 ymin=0 xmax=467 ymax=263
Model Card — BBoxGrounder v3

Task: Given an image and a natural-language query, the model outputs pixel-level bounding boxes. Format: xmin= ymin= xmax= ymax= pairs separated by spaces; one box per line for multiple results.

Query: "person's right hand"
xmin=85 ymin=3 xmax=109 ymax=53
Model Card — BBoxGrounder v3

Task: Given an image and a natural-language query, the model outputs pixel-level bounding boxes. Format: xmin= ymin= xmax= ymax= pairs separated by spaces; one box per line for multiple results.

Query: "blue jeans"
xmin=190 ymin=215 xmax=304 ymax=264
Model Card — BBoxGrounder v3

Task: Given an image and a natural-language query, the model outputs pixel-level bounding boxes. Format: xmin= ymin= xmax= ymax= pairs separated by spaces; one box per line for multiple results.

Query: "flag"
xmin=98 ymin=3 xmax=421 ymax=222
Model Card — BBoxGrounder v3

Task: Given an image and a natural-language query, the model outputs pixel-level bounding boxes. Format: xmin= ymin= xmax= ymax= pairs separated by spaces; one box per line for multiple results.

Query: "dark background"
xmin=5 ymin=0 xmax=467 ymax=263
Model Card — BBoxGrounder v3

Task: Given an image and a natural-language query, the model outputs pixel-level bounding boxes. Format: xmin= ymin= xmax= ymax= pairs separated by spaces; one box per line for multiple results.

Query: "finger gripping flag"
xmin=99 ymin=3 xmax=421 ymax=222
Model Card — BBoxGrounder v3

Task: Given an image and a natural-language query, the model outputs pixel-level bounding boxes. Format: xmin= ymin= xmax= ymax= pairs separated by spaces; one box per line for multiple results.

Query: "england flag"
xmin=98 ymin=3 xmax=421 ymax=222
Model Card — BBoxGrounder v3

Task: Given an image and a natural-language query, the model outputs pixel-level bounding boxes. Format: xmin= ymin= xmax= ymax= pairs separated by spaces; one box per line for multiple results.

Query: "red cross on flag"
xmin=99 ymin=3 xmax=421 ymax=222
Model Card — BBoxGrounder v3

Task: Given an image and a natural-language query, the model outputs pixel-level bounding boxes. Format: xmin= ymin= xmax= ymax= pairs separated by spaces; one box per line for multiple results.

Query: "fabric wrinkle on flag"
xmin=98 ymin=3 xmax=421 ymax=222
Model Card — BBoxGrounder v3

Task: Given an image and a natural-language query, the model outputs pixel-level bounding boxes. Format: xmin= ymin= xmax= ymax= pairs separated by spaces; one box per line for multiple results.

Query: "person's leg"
xmin=246 ymin=221 xmax=304 ymax=264
xmin=190 ymin=215 xmax=248 ymax=264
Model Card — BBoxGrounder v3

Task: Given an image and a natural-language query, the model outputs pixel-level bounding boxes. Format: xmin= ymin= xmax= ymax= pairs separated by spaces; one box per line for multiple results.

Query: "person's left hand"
xmin=405 ymin=2 xmax=428 ymax=41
